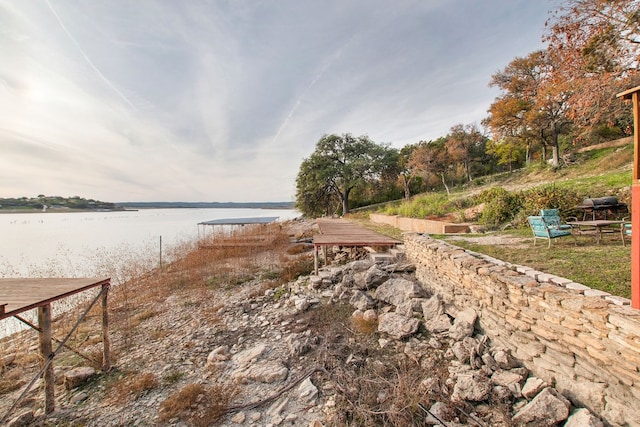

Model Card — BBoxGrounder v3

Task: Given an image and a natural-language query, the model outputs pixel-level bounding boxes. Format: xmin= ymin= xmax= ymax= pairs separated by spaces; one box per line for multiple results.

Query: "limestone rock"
xmin=396 ymin=297 xmax=428 ymax=317
xmin=564 ymin=408 xmax=605 ymax=427
xmin=449 ymin=308 xmax=477 ymax=340
xmin=521 ymin=376 xmax=546 ymax=399
xmin=375 ymin=278 xmax=424 ymax=307
xmin=348 ymin=259 xmax=374 ymax=272
xmin=377 ymin=312 xmax=420 ymax=340
xmin=232 ymin=343 xmax=268 ymax=368
xmin=512 ymin=387 xmax=571 ymax=426
xmin=363 ymin=265 xmax=390 ymax=289
xmin=491 ymin=369 xmax=527 ymax=388
xmin=451 ymin=371 xmax=492 ymax=402
xmin=493 ymin=349 xmax=519 ymax=369
xmin=64 ymin=366 xmax=96 ymax=390
xmin=425 ymin=314 xmax=452 ymax=333
xmin=233 ymin=360 xmax=289 ymax=383
xmin=297 ymin=377 xmax=319 ymax=405
xmin=421 ymin=295 xmax=444 ymax=320
xmin=424 ymin=401 xmax=451 ymax=425
xmin=349 ymin=290 xmax=375 ymax=311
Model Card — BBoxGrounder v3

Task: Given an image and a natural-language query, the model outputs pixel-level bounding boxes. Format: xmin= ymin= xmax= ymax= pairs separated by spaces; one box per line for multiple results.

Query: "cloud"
xmin=0 ymin=0 xmax=557 ymax=202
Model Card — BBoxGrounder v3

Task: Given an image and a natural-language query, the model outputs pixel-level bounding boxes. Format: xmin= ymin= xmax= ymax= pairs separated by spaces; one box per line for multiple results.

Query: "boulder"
xmin=449 ymin=308 xmax=477 ymax=340
xmin=349 ymin=290 xmax=375 ymax=311
xmin=232 ymin=343 xmax=268 ymax=368
xmin=491 ymin=369 xmax=526 ymax=388
xmin=297 ymin=377 xmax=319 ymax=405
xmin=521 ymin=376 xmax=546 ymax=399
xmin=377 ymin=312 xmax=421 ymax=340
xmin=421 ymin=295 xmax=444 ymax=320
xmin=451 ymin=371 xmax=492 ymax=402
xmin=425 ymin=314 xmax=452 ymax=333
xmin=363 ymin=265 xmax=390 ymax=289
xmin=375 ymin=278 xmax=424 ymax=307
xmin=564 ymin=408 xmax=605 ymax=427
xmin=512 ymin=387 xmax=571 ymax=426
xmin=64 ymin=366 xmax=96 ymax=390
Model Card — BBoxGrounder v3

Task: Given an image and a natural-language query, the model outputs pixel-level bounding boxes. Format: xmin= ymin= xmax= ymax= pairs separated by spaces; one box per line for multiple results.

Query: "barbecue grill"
xmin=576 ymin=196 xmax=628 ymax=220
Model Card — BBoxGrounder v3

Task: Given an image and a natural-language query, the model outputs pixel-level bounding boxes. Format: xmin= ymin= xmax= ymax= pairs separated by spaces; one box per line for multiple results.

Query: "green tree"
xmin=486 ymin=138 xmax=526 ymax=172
xmin=295 ymin=134 xmax=398 ymax=217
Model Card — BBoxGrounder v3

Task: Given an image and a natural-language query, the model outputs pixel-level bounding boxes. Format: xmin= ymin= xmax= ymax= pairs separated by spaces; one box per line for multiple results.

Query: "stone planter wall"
xmin=404 ymin=233 xmax=640 ymax=427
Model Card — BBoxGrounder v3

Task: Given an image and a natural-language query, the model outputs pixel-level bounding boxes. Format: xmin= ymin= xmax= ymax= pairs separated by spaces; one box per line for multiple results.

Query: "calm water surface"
xmin=0 ymin=208 xmax=300 ymax=277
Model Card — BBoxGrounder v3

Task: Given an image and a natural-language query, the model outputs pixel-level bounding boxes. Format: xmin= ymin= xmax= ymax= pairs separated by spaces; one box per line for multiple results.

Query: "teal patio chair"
xmin=539 ymin=209 xmax=573 ymax=231
xmin=528 ymin=215 xmax=576 ymax=248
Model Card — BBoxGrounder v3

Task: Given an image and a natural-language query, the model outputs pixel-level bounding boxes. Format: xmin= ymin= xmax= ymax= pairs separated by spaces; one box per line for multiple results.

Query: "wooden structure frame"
xmin=197 ymin=216 xmax=281 ymax=248
xmin=0 ymin=277 xmax=111 ymax=422
xmin=617 ymin=86 xmax=640 ymax=309
xmin=313 ymin=218 xmax=401 ymax=273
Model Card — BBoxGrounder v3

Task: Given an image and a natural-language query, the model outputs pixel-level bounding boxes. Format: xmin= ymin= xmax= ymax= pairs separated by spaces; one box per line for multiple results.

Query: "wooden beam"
xmin=102 ymin=283 xmax=111 ymax=372
xmin=37 ymin=304 xmax=55 ymax=414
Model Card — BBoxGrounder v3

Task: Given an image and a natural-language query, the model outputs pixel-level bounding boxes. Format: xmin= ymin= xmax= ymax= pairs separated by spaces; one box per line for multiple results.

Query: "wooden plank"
xmin=314 ymin=218 xmax=400 ymax=246
xmin=0 ymin=278 xmax=110 ymax=320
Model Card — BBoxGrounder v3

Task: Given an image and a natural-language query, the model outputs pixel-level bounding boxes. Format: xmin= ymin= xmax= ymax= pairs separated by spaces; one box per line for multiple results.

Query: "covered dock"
xmin=0 ymin=277 xmax=111 ymax=423
xmin=313 ymin=218 xmax=401 ymax=273
xmin=198 ymin=216 xmax=280 ymax=248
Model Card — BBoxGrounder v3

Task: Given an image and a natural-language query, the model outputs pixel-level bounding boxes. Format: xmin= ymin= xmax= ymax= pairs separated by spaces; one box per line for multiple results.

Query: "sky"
xmin=0 ymin=0 xmax=559 ymax=203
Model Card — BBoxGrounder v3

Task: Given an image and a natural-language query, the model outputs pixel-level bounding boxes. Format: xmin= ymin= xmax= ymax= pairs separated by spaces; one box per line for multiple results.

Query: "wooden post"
xmin=314 ymin=244 xmax=318 ymax=275
xmin=37 ymin=304 xmax=55 ymax=414
xmin=617 ymin=86 xmax=640 ymax=309
xmin=101 ymin=283 xmax=111 ymax=372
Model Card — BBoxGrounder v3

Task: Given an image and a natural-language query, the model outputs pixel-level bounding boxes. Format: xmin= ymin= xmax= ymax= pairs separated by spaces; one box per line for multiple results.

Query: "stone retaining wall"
xmin=404 ymin=233 xmax=640 ymax=427
xmin=370 ymin=213 xmax=470 ymax=234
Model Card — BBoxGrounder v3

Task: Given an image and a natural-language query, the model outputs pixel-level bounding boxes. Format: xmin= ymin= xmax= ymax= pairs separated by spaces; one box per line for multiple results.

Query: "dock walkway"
xmin=313 ymin=218 xmax=401 ymax=273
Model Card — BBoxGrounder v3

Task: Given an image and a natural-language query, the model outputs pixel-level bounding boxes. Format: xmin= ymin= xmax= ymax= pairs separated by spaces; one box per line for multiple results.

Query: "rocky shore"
xmin=1 ymin=220 xmax=605 ymax=426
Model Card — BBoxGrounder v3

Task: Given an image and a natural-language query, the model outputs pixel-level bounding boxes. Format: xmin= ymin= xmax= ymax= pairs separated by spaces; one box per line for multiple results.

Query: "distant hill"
xmin=116 ymin=201 xmax=295 ymax=209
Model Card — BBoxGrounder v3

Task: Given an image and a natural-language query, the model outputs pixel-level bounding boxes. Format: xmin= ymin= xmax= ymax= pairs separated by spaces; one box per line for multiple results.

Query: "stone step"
xmin=389 ymin=247 xmax=407 ymax=261
xmin=369 ymin=253 xmax=395 ymax=264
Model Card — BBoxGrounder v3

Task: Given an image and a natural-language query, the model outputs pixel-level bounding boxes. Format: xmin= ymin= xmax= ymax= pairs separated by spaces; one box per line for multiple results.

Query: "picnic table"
xmin=567 ymin=220 xmax=625 ymax=244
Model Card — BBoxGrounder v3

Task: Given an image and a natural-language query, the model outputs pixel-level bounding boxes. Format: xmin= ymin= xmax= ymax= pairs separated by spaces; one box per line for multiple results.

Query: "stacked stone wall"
xmin=404 ymin=233 xmax=640 ymax=426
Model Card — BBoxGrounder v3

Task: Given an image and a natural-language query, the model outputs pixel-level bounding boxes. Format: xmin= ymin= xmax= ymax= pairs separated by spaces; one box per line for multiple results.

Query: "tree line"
xmin=296 ymin=0 xmax=640 ymax=217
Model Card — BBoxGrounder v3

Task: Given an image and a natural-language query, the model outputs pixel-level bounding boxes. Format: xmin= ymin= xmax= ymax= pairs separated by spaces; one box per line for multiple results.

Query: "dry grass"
xmin=111 ymin=371 xmax=159 ymax=402
xmin=0 ymin=369 xmax=25 ymax=395
xmin=158 ymin=382 xmax=237 ymax=425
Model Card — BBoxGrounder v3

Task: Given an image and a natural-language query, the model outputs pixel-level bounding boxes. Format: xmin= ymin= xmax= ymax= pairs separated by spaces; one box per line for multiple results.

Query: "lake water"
xmin=0 ymin=208 xmax=300 ymax=278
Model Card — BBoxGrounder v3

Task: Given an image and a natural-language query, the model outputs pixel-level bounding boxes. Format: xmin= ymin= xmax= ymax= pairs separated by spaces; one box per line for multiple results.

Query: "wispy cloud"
xmin=0 ymin=0 xmax=556 ymax=202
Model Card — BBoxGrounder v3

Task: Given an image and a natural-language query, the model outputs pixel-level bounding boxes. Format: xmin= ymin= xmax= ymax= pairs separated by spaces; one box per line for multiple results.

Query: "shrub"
xmin=521 ymin=185 xmax=582 ymax=221
xmin=476 ymin=187 xmax=523 ymax=229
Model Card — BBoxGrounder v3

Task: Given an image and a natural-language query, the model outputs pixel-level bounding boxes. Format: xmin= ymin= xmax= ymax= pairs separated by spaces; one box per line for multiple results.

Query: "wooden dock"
xmin=313 ymin=218 xmax=401 ymax=273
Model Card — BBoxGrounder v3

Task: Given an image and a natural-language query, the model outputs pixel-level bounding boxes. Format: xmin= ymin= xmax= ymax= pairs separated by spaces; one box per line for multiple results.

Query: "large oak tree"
xmin=295 ymin=134 xmax=398 ymax=217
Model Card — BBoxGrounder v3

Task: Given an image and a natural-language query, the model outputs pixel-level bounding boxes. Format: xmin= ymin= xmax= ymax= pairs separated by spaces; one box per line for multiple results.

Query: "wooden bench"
xmin=527 ymin=216 xmax=577 ymax=248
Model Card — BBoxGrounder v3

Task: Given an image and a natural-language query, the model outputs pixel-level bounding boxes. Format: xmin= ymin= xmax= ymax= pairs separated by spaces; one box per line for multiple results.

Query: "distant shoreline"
xmin=0 ymin=204 xmax=296 ymax=214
